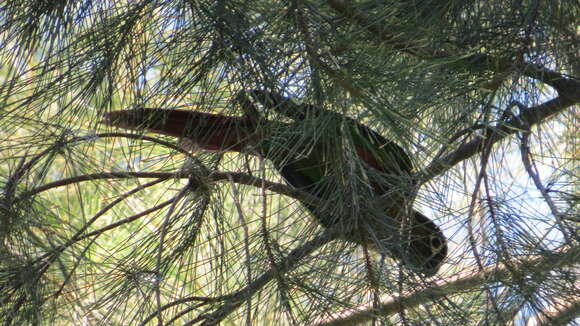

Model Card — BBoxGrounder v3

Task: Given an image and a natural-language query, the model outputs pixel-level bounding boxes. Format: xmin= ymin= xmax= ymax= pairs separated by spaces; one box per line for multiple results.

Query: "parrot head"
xmin=404 ymin=211 xmax=447 ymax=275
xmin=368 ymin=210 xmax=447 ymax=276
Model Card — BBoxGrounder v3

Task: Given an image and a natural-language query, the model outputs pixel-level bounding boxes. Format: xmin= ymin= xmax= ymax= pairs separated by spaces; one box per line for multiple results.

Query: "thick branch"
xmin=537 ymin=301 xmax=580 ymax=326
xmin=420 ymin=95 xmax=576 ymax=180
xmin=516 ymin=62 xmax=580 ymax=102
xmin=309 ymin=246 xmax=580 ymax=326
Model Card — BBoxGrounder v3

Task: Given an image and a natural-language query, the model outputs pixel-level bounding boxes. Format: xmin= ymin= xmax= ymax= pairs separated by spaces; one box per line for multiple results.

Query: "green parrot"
xmin=103 ymin=90 xmax=447 ymax=275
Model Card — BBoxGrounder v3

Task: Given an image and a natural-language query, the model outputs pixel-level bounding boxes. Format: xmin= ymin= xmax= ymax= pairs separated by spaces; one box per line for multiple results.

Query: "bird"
xmin=103 ymin=90 xmax=447 ymax=275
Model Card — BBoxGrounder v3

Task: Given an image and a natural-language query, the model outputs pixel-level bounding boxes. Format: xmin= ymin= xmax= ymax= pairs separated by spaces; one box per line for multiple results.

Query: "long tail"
xmin=103 ymin=108 xmax=258 ymax=152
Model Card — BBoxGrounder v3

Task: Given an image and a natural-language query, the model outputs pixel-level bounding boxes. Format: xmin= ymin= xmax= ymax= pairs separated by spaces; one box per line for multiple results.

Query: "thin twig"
xmin=293 ymin=1 xmax=362 ymax=97
xmin=36 ymin=179 xmax=167 ymax=262
xmin=519 ymin=130 xmax=573 ymax=243
xmin=227 ymin=176 xmax=254 ymax=326
xmin=20 ymin=170 xmax=321 ymax=208
xmin=155 ymin=185 xmax=190 ymax=326
xmin=189 ymin=230 xmax=336 ymax=326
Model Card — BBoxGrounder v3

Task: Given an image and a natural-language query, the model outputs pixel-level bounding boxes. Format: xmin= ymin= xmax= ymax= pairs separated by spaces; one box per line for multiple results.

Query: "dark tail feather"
xmin=103 ymin=109 xmax=257 ymax=152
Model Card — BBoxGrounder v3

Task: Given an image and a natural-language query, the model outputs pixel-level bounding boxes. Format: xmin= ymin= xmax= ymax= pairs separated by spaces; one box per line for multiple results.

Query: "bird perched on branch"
xmin=103 ymin=90 xmax=447 ymax=275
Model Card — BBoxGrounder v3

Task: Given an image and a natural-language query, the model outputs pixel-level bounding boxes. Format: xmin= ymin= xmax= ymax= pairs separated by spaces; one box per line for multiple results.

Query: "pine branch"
xmin=420 ymin=95 xmax=577 ymax=180
xmin=76 ymin=92 xmax=573 ymax=324
xmin=190 ymin=231 xmax=336 ymax=326
xmin=1 ymin=2 xmax=576 ymax=324
xmin=309 ymin=245 xmax=580 ymax=326
xmin=326 ymin=0 xmax=443 ymax=57
xmin=326 ymin=0 xmax=580 ymax=100
xmin=19 ymin=170 xmax=319 ymax=208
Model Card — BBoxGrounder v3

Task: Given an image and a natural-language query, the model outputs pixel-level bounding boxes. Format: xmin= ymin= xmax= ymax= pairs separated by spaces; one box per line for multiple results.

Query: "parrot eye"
xmin=430 ymin=235 xmax=443 ymax=251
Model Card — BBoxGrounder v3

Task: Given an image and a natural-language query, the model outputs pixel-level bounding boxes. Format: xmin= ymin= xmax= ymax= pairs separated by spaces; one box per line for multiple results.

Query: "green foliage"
xmin=0 ymin=0 xmax=578 ymax=325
